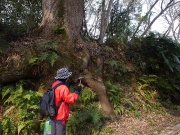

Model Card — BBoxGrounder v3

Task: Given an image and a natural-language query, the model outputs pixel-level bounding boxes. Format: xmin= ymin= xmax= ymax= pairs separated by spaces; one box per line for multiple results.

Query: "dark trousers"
xmin=51 ymin=120 xmax=66 ymax=135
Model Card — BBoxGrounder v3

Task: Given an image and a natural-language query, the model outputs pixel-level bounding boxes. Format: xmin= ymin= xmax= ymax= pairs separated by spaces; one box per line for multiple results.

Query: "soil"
xmin=104 ymin=106 xmax=180 ymax=135
xmin=1 ymin=36 xmax=180 ymax=135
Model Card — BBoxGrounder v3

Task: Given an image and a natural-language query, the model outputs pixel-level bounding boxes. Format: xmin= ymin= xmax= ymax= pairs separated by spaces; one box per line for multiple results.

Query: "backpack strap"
xmin=52 ymin=83 xmax=62 ymax=90
xmin=52 ymin=83 xmax=64 ymax=111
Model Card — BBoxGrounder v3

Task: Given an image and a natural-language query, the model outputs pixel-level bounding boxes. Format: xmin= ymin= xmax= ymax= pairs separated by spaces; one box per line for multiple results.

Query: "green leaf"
xmin=173 ymin=54 xmax=180 ymax=64
xmin=23 ymin=94 xmax=31 ymax=100
xmin=2 ymin=88 xmax=11 ymax=99
xmin=48 ymin=52 xmax=59 ymax=66
xmin=29 ymin=57 xmax=38 ymax=64
xmin=29 ymin=105 xmax=39 ymax=109
xmin=38 ymin=52 xmax=48 ymax=61
xmin=4 ymin=106 xmax=15 ymax=116
xmin=105 ymin=60 xmax=117 ymax=67
xmin=18 ymin=123 xmax=26 ymax=135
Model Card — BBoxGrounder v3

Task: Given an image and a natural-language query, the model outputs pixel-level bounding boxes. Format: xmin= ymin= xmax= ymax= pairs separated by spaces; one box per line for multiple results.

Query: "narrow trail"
xmin=105 ymin=108 xmax=180 ymax=135
xmin=159 ymin=123 xmax=180 ymax=135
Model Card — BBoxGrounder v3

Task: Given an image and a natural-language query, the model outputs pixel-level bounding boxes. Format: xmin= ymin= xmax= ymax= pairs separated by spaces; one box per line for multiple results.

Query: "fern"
xmin=3 ymin=106 xmax=15 ymax=116
xmin=29 ymin=41 xmax=60 ymax=67
xmin=1 ymin=85 xmax=14 ymax=99
xmin=135 ymin=75 xmax=164 ymax=111
xmin=104 ymin=60 xmax=117 ymax=67
xmin=161 ymin=51 xmax=173 ymax=72
xmin=1 ymin=117 xmax=17 ymax=135
xmin=47 ymin=52 xmax=59 ymax=66
xmin=28 ymin=57 xmax=38 ymax=65
xmin=106 ymin=81 xmax=134 ymax=115
xmin=38 ymin=52 xmax=49 ymax=61
xmin=38 ymin=40 xmax=57 ymax=48
xmin=67 ymin=103 xmax=106 ymax=135
xmin=78 ymin=87 xmax=97 ymax=105
xmin=126 ymin=33 xmax=180 ymax=103
xmin=1 ymin=80 xmax=42 ymax=134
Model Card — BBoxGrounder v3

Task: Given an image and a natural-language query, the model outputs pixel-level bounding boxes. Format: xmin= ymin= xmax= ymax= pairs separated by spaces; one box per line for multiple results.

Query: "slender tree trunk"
xmin=132 ymin=0 xmax=159 ymax=39
xmin=99 ymin=0 xmax=106 ymax=43
xmin=99 ymin=0 xmax=113 ymax=43
xmin=140 ymin=0 xmax=180 ymax=37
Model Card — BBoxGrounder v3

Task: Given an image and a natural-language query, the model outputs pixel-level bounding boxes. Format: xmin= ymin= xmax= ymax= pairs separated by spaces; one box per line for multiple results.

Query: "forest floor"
xmin=1 ymin=103 xmax=180 ymax=135
xmin=104 ymin=106 xmax=180 ymax=135
xmin=1 ymin=36 xmax=180 ymax=135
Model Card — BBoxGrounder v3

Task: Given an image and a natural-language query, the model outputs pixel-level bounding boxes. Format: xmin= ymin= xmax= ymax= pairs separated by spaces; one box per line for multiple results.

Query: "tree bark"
xmin=39 ymin=0 xmax=61 ymax=37
xmin=39 ymin=0 xmax=115 ymax=116
xmin=81 ymin=49 xmax=115 ymax=116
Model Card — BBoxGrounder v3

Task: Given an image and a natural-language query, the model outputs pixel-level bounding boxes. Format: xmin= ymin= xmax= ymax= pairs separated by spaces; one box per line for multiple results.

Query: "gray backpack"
xmin=40 ymin=83 xmax=62 ymax=116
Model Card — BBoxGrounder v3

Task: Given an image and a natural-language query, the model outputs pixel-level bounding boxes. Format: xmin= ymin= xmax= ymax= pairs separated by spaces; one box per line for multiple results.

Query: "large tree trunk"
xmin=39 ymin=0 xmax=115 ymax=116
xmin=0 ymin=0 xmax=115 ymax=116
xmin=39 ymin=0 xmax=84 ymax=44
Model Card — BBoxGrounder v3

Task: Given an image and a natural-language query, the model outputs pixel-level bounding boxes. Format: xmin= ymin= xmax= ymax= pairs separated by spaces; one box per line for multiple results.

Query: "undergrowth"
xmin=1 ymin=32 xmax=180 ymax=134
xmin=0 ymin=80 xmax=42 ymax=135
xmin=106 ymin=81 xmax=135 ymax=115
xmin=29 ymin=41 xmax=59 ymax=67
xmin=67 ymin=87 xmax=114 ymax=135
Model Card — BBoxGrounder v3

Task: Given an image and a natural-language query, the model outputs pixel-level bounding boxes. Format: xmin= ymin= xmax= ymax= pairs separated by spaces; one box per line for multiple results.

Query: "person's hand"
xmin=75 ymin=85 xmax=82 ymax=93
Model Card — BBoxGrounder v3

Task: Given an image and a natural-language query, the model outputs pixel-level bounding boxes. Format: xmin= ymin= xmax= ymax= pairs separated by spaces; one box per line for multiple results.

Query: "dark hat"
xmin=54 ymin=68 xmax=72 ymax=79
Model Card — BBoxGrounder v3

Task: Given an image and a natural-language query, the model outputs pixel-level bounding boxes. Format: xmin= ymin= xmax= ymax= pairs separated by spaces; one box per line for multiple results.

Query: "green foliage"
xmin=107 ymin=8 xmax=131 ymax=44
xmin=1 ymin=80 xmax=42 ymax=134
xmin=29 ymin=41 xmax=59 ymax=67
xmin=106 ymin=0 xmax=142 ymax=44
xmin=78 ymin=87 xmax=97 ymax=105
xmin=135 ymin=75 xmax=161 ymax=110
xmin=106 ymin=81 xmax=135 ymax=115
xmin=134 ymin=74 xmax=180 ymax=112
xmin=0 ymin=0 xmax=42 ymax=38
xmin=104 ymin=60 xmax=118 ymax=67
xmin=104 ymin=60 xmax=128 ymax=83
xmin=67 ymin=87 xmax=114 ymax=135
xmin=67 ymin=103 xmax=107 ymax=135
xmin=155 ymin=75 xmax=180 ymax=103
xmin=127 ymin=32 xmax=180 ymax=75
xmin=124 ymin=32 xmax=180 ymax=103
xmin=103 ymin=46 xmax=128 ymax=83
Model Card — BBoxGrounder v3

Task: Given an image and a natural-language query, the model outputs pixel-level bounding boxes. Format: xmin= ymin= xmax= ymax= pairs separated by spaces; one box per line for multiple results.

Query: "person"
xmin=50 ymin=68 xmax=82 ymax=135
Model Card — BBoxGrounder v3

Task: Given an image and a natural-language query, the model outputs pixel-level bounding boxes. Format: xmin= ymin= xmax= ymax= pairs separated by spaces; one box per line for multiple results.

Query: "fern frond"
xmin=104 ymin=60 xmax=117 ymax=67
xmin=172 ymin=54 xmax=180 ymax=64
xmin=18 ymin=123 xmax=26 ymax=135
xmin=2 ymin=87 xmax=12 ymax=99
xmin=28 ymin=57 xmax=38 ymax=65
xmin=161 ymin=52 xmax=173 ymax=72
xmin=47 ymin=52 xmax=59 ymax=66
xmin=3 ymin=106 xmax=15 ymax=116
xmin=23 ymin=94 xmax=31 ymax=100
xmin=91 ymin=113 xmax=101 ymax=124
xmin=38 ymin=52 xmax=49 ymax=61
xmin=37 ymin=41 xmax=58 ymax=49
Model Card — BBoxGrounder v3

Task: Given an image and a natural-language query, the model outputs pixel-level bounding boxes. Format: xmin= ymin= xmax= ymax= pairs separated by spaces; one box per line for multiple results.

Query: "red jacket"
xmin=50 ymin=80 xmax=79 ymax=123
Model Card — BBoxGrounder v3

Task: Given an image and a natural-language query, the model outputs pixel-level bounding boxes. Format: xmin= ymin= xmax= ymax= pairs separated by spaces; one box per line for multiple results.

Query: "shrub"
xmin=1 ymin=80 xmax=42 ymax=135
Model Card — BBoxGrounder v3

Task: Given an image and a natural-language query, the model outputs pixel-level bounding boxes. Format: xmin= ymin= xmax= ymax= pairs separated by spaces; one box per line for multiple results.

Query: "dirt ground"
xmin=105 ymin=107 xmax=180 ymax=135
xmin=1 ymin=104 xmax=180 ymax=135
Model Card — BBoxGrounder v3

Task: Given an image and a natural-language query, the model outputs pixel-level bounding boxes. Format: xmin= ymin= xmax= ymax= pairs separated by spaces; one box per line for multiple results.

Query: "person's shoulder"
xmin=60 ymin=84 xmax=68 ymax=89
xmin=52 ymin=80 xmax=60 ymax=87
